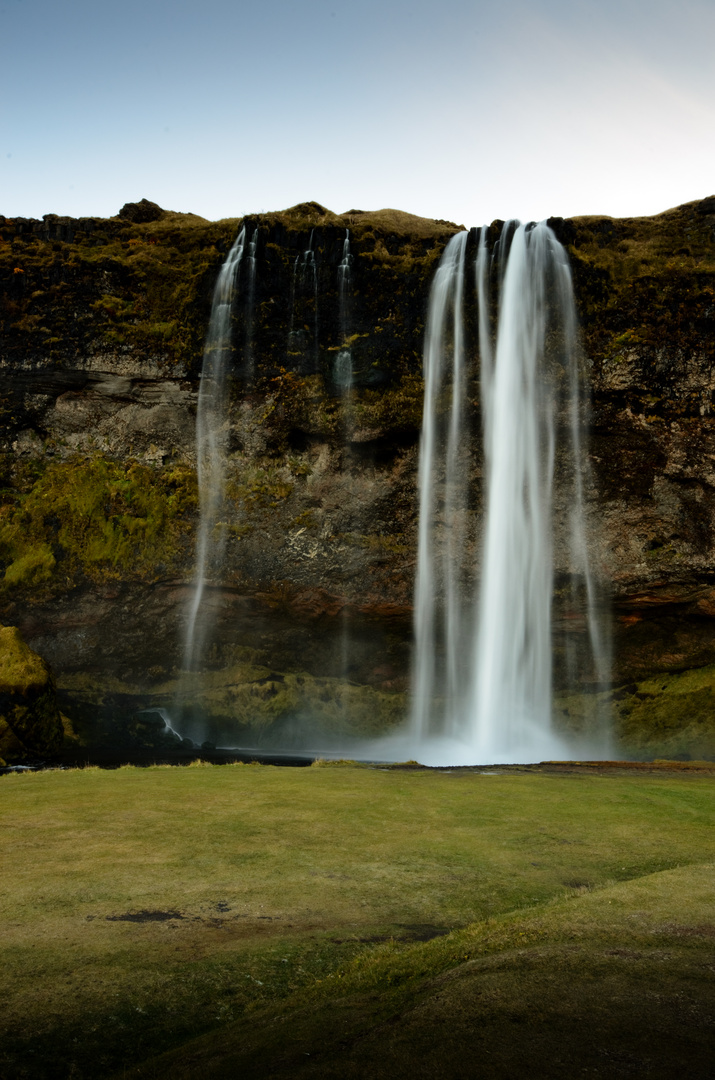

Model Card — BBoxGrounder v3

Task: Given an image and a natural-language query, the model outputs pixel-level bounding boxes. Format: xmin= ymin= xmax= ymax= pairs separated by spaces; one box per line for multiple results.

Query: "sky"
xmin=1 ymin=0 xmax=714 ymax=226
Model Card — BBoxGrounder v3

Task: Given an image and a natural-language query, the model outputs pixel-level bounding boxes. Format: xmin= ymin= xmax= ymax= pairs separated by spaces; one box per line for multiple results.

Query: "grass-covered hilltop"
xmin=1 ymin=195 xmax=715 ymax=759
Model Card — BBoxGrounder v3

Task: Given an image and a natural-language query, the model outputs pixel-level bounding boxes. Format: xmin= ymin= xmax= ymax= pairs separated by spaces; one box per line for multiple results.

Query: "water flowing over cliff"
xmin=407 ymin=222 xmax=610 ymax=765
xmin=184 ymin=227 xmax=248 ymax=675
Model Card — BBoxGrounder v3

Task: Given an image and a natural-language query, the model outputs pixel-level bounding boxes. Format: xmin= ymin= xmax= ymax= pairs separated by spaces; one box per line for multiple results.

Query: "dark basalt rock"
xmin=117 ymin=198 xmax=164 ymax=223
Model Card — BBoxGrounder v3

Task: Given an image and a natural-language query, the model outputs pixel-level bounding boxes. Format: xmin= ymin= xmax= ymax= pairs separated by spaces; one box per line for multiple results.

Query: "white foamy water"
xmin=411 ymin=230 xmax=469 ymax=741
xmin=183 ymin=228 xmax=247 ymax=672
xmin=404 ymin=221 xmax=610 ymax=766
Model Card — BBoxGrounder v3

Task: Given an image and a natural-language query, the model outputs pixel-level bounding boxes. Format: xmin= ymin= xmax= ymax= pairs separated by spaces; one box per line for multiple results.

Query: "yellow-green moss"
xmin=226 ymin=461 xmax=294 ymax=510
xmin=0 ymin=625 xmax=48 ymax=692
xmin=0 ymin=625 xmax=64 ymax=760
xmin=614 ymin=665 xmax=715 ymax=760
xmin=556 ymin=663 xmax=715 ymax=760
xmin=3 ymin=544 xmax=56 ymax=587
xmin=352 ymin=372 xmax=424 ymax=432
xmin=0 ymin=457 xmax=196 ymax=594
xmin=171 ymin=667 xmax=406 ymax=737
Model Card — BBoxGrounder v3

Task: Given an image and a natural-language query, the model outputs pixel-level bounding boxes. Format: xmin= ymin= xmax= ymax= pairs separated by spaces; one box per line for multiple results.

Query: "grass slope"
xmin=131 ymin=864 xmax=715 ymax=1080
xmin=1 ymin=762 xmax=714 ymax=1078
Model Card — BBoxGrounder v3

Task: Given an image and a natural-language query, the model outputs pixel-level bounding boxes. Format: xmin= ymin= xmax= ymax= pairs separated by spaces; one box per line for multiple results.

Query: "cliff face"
xmin=0 ymin=202 xmax=454 ymax=609
xmin=1 ymin=196 xmax=715 ymax=757
xmin=564 ymin=199 xmax=715 ymax=684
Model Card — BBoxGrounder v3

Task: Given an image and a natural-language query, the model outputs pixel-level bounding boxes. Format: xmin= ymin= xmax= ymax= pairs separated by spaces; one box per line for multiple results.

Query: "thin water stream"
xmin=183 ymin=228 xmax=247 ymax=674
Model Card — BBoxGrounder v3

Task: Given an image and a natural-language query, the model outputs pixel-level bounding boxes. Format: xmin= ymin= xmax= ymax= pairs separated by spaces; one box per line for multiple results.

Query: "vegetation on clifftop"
xmin=563 ymin=196 xmax=715 ymax=413
xmin=0 ymin=207 xmax=244 ymax=366
xmin=0 ymin=200 xmax=459 ymax=381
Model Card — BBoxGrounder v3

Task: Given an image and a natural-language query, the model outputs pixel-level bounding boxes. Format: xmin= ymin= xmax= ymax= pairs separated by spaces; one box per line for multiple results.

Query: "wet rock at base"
xmin=0 ymin=625 xmax=64 ymax=764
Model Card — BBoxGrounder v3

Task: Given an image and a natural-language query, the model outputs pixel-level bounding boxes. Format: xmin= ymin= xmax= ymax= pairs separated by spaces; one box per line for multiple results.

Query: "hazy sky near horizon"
xmin=2 ymin=0 xmax=713 ymax=225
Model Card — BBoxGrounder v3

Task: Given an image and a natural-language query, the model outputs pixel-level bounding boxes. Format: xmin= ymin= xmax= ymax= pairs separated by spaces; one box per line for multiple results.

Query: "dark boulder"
xmin=117 ymin=198 xmax=164 ymax=224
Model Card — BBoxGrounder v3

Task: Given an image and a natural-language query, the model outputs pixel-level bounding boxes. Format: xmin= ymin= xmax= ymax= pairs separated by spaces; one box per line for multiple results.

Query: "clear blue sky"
xmin=2 ymin=0 xmax=713 ymax=224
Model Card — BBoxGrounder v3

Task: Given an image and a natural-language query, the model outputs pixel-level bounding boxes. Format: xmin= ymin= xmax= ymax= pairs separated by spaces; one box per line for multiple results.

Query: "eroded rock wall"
xmin=2 ymin=196 xmax=715 ymax=755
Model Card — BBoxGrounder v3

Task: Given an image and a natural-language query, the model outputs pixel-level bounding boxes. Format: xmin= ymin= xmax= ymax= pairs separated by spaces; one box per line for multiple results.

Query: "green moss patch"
xmin=0 ymin=624 xmax=49 ymax=691
xmin=613 ymin=664 xmax=715 ymax=760
xmin=57 ymin=662 xmax=407 ymax=752
xmin=0 ymin=456 xmax=196 ymax=595
xmin=556 ymin=662 xmax=715 ymax=761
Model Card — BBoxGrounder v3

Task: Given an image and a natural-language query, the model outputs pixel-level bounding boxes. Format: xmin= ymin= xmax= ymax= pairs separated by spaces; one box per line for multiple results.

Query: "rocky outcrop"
xmin=1 ymin=197 xmax=715 ymax=757
xmin=0 ymin=625 xmax=64 ymax=763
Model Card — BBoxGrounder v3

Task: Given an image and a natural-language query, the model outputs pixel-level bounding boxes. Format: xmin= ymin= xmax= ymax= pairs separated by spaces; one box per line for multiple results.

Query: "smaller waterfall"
xmin=183 ymin=227 xmax=246 ymax=672
xmin=336 ymin=230 xmax=356 ymax=691
xmin=288 ymin=230 xmax=319 ymax=368
xmin=334 ymin=229 xmax=354 ymax=394
xmin=338 ymin=230 xmax=353 ymax=340
xmin=244 ymin=227 xmax=258 ymax=380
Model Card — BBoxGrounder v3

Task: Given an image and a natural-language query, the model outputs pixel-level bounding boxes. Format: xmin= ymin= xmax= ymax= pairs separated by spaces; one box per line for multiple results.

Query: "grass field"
xmin=1 ymin=760 xmax=714 ymax=1078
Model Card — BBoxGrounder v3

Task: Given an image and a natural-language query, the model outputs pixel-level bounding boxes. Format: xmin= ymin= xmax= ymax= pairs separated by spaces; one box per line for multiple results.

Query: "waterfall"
xmin=411 ymin=231 xmax=468 ymax=740
xmin=472 ymin=223 xmax=558 ymax=757
xmin=244 ymin=227 xmax=258 ymax=381
xmin=183 ymin=227 xmax=247 ymax=672
xmin=338 ymin=229 xmax=353 ymax=339
xmin=335 ymin=229 xmax=354 ymax=393
xmin=409 ymin=222 xmax=609 ymax=764
xmin=288 ymin=230 xmax=319 ymax=368
xmin=335 ymin=229 xmax=356 ymax=694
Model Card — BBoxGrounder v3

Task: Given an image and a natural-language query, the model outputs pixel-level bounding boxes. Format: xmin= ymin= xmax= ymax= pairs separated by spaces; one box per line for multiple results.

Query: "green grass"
xmin=131 ymin=863 xmax=715 ymax=1080
xmin=1 ymin=762 xmax=714 ymax=1078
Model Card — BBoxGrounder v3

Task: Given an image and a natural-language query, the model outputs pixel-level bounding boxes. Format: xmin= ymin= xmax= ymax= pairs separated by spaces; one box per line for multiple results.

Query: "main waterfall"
xmin=409 ymin=221 xmax=610 ymax=765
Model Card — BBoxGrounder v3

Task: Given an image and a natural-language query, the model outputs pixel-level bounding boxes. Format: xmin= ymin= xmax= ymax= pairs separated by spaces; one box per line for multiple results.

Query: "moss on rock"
xmin=0 ymin=625 xmax=64 ymax=762
xmin=613 ymin=665 xmax=715 ymax=760
xmin=556 ymin=662 xmax=715 ymax=761
xmin=0 ymin=456 xmax=196 ymax=597
xmin=56 ymin=660 xmax=407 ymax=755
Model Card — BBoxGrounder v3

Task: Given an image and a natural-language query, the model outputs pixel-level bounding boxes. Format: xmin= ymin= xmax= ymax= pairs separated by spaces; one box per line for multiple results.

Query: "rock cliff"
xmin=1 ymin=196 xmax=715 ymax=758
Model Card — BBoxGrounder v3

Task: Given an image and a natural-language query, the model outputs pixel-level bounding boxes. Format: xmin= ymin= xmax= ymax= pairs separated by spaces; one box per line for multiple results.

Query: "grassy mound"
xmin=1 ymin=762 xmax=714 ymax=1077
xmin=130 ymin=863 xmax=715 ymax=1079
